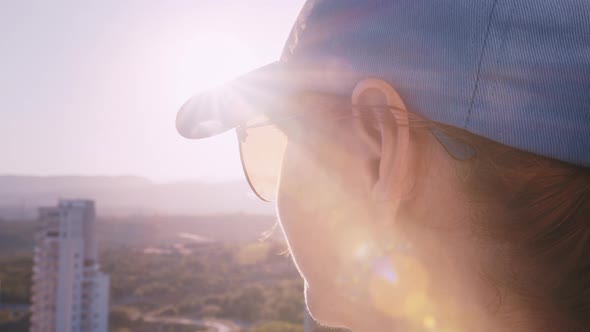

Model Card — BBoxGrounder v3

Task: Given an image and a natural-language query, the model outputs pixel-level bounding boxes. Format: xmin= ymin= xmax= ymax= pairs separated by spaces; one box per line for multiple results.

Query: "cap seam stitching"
xmin=465 ymin=0 xmax=499 ymax=129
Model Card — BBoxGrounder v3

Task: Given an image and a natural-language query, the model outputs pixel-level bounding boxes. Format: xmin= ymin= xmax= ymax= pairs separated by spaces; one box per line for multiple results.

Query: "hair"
xmin=430 ymin=123 xmax=590 ymax=330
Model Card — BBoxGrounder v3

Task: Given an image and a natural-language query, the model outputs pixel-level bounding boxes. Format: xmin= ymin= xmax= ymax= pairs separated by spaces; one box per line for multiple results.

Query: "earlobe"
xmin=351 ymin=79 xmax=412 ymax=203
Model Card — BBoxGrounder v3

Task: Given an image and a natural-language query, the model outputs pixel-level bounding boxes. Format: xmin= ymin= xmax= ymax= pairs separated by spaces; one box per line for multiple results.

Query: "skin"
xmin=273 ymin=88 xmax=536 ymax=332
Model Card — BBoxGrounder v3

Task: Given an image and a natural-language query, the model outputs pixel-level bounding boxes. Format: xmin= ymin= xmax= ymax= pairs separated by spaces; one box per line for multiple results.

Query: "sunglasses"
xmin=235 ymin=93 xmax=475 ymax=202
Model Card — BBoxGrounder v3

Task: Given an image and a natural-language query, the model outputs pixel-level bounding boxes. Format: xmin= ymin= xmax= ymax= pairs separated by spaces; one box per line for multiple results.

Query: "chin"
xmin=305 ymin=285 xmax=350 ymax=329
xmin=304 ymin=282 xmax=396 ymax=332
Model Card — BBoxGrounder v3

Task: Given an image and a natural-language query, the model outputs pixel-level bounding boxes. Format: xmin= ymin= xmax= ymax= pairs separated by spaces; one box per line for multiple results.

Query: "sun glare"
xmin=170 ymin=33 xmax=261 ymax=103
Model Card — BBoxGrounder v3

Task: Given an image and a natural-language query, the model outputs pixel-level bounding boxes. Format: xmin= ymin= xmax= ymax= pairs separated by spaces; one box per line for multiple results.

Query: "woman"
xmin=176 ymin=1 xmax=590 ymax=331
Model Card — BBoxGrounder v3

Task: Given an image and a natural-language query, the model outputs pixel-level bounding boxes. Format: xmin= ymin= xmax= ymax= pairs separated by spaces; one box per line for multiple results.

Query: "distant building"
xmin=30 ymin=200 xmax=109 ymax=332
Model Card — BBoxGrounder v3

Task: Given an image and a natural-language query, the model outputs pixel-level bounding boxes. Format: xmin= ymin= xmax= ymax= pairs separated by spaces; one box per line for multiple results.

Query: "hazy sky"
xmin=0 ymin=0 xmax=305 ymax=183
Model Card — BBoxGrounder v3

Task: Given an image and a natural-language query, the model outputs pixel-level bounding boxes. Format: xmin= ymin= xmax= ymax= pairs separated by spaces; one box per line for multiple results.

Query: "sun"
xmin=169 ymin=33 xmax=261 ymax=103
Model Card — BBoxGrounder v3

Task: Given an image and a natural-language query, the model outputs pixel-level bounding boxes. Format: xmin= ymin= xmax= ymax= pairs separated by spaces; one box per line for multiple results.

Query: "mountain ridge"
xmin=0 ymin=175 xmax=274 ymax=219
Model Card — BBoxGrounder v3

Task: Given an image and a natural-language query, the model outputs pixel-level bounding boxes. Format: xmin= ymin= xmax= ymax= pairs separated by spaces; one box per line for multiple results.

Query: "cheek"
xmin=276 ymin=139 xmax=415 ymax=330
xmin=276 ymin=140 xmax=377 ymax=285
xmin=276 ymin=144 xmax=340 ymax=282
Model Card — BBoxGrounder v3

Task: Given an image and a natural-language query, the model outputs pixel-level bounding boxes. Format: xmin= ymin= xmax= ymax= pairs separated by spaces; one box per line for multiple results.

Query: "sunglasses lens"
xmin=237 ymin=116 xmax=288 ymax=202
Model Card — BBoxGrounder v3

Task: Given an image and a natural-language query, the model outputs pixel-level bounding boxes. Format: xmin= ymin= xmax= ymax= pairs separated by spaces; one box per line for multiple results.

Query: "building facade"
xmin=30 ymin=200 xmax=109 ymax=332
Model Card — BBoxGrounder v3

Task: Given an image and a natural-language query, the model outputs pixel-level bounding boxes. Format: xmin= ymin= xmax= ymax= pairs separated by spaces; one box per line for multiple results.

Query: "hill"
xmin=0 ymin=175 xmax=274 ymax=219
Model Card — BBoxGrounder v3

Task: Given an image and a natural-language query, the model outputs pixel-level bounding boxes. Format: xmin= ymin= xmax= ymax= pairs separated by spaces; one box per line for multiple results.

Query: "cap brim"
xmin=176 ymin=62 xmax=296 ymax=139
xmin=176 ymin=60 xmax=361 ymax=139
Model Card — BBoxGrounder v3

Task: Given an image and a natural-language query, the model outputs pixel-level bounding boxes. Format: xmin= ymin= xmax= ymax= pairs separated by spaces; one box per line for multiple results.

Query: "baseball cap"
xmin=176 ymin=0 xmax=590 ymax=168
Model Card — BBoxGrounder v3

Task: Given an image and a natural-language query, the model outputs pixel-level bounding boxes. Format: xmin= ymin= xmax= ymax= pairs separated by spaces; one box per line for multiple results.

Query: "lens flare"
xmin=373 ymin=256 xmax=398 ymax=283
xmin=353 ymin=243 xmax=372 ymax=260
xmin=423 ymin=315 xmax=437 ymax=330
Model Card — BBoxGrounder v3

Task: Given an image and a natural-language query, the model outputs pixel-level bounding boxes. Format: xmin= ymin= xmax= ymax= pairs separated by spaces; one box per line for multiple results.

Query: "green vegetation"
xmin=247 ymin=321 xmax=303 ymax=332
xmin=0 ymin=218 xmax=348 ymax=332
xmin=0 ymin=222 xmax=34 ymax=255
xmin=0 ymin=255 xmax=32 ymax=304
xmin=0 ymin=313 xmax=29 ymax=332
xmin=101 ymin=242 xmax=307 ymax=327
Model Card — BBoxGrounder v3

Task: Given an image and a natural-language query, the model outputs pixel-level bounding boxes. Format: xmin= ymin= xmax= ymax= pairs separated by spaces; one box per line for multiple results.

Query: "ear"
xmin=351 ymin=79 xmax=413 ymax=203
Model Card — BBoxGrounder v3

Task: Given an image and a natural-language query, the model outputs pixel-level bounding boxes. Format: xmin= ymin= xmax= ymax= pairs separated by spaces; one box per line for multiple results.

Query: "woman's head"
xmin=176 ymin=1 xmax=590 ymax=331
xmin=273 ymin=81 xmax=590 ymax=331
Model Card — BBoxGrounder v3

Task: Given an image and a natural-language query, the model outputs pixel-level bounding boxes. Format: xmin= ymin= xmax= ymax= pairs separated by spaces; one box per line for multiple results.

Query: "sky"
xmin=0 ymin=0 xmax=305 ymax=183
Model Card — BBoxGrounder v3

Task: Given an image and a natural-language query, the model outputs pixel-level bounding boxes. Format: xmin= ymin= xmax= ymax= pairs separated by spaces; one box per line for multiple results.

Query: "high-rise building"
xmin=30 ymin=200 xmax=109 ymax=332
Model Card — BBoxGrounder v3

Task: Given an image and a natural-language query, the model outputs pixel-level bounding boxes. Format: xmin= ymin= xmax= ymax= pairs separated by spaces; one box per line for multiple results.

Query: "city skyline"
xmin=0 ymin=1 xmax=305 ymax=183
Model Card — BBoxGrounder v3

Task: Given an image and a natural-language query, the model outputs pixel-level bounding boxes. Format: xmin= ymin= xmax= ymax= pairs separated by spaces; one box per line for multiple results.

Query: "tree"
xmin=247 ymin=321 xmax=303 ymax=332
